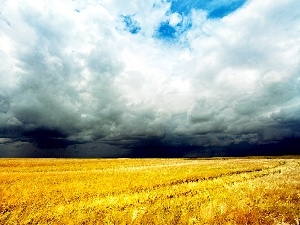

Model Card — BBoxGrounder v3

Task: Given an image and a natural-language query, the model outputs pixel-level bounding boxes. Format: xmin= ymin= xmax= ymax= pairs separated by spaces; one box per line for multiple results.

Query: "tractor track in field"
xmin=90 ymin=160 xmax=287 ymax=197
xmin=81 ymin=160 xmax=289 ymax=210
xmin=77 ymin=161 xmax=290 ymax=211
xmin=132 ymin=160 xmax=286 ymax=192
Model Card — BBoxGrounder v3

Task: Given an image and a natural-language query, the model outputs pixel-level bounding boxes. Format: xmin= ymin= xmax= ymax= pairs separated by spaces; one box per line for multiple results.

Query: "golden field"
xmin=0 ymin=157 xmax=299 ymax=224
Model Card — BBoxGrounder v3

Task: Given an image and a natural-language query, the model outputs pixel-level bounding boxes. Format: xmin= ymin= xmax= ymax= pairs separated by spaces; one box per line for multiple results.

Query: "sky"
xmin=0 ymin=0 xmax=300 ymax=157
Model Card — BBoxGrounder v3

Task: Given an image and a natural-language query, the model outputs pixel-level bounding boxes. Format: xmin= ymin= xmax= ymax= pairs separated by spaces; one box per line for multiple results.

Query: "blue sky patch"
xmin=155 ymin=11 xmax=192 ymax=42
xmin=156 ymin=22 xmax=177 ymax=39
xmin=155 ymin=0 xmax=246 ymax=42
xmin=169 ymin=0 xmax=247 ymax=19
xmin=170 ymin=1 xmax=207 ymax=15
xmin=122 ymin=15 xmax=141 ymax=34
xmin=207 ymin=0 xmax=247 ymax=19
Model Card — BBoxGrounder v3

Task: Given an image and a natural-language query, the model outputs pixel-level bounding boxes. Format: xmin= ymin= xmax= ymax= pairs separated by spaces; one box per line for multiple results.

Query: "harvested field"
xmin=0 ymin=157 xmax=299 ymax=224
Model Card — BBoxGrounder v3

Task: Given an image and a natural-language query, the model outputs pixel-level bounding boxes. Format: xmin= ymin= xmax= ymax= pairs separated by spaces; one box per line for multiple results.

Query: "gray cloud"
xmin=0 ymin=0 xmax=300 ymax=156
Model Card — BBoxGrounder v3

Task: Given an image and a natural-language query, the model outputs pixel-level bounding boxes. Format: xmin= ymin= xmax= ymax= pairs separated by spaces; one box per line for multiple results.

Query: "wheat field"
xmin=0 ymin=157 xmax=299 ymax=224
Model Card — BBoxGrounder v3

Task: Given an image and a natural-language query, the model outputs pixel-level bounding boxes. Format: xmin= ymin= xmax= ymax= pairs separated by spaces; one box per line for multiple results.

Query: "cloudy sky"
xmin=0 ymin=0 xmax=300 ymax=157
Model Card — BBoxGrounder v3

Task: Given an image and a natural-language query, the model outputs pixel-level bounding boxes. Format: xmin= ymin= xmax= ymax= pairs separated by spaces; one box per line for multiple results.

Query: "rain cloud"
xmin=0 ymin=0 xmax=300 ymax=157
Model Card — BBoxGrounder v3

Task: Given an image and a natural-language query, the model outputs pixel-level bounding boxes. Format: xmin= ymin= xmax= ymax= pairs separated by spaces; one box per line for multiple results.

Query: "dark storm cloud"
xmin=22 ymin=128 xmax=71 ymax=149
xmin=0 ymin=0 xmax=300 ymax=156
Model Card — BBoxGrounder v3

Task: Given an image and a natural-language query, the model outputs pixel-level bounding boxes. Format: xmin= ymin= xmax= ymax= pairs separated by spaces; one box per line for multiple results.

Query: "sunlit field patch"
xmin=0 ymin=157 xmax=299 ymax=224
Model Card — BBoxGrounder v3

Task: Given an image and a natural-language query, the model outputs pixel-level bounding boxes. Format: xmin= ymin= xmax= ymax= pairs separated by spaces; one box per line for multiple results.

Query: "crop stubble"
xmin=0 ymin=157 xmax=299 ymax=224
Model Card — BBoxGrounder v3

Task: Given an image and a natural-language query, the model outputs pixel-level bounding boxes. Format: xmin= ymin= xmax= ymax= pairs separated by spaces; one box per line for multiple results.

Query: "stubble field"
xmin=0 ymin=157 xmax=299 ymax=224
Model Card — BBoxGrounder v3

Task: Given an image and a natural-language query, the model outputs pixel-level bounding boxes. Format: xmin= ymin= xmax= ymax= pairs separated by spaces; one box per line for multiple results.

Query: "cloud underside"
xmin=0 ymin=0 xmax=300 ymax=156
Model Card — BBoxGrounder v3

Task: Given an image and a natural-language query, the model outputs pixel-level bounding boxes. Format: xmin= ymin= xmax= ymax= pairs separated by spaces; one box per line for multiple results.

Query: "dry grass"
xmin=0 ymin=157 xmax=299 ymax=224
